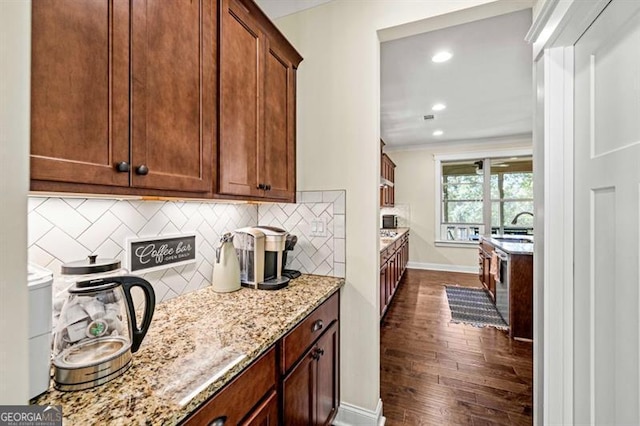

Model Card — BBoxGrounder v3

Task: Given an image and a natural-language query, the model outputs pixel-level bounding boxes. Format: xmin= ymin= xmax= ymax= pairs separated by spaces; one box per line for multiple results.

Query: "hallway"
xmin=380 ymin=269 xmax=533 ymax=425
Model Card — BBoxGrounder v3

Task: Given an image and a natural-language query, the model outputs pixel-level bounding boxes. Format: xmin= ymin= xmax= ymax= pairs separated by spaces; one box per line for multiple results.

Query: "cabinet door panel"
xmin=240 ymin=390 xmax=278 ymax=426
xmin=31 ymin=0 xmax=129 ymax=187
xmin=131 ymin=0 xmax=214 ymax=192
xmin=380 ymin=263 xmax=387 ymax=315
xmin=261 ymin=41 xmax=295 ymax=200
xmin=218 ymin=0 xmax=262 ymax=197
xmin=316 ymin=323 xmax=339 ymax=426
xmin=283 ymin=350 xmax=314 ymax=426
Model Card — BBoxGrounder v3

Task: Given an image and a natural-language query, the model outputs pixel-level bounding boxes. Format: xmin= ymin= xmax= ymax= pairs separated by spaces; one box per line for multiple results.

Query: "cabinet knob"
xmin=265 ymin=184 xmax=271 ymax=191
xmin=135 ymin=165 xmax=149 ymax=175
xmin=257 ymin=183 xmax=265 ymax=190
xmin=115 ymin=161 xmax=130 ymax=172
xmin=208 ymin=416 xmax=227 ymax=426
xmin=317 ymin=348 xmax=325 ymax=357
xmin=311 ymin=319 xmax=324 ymax=332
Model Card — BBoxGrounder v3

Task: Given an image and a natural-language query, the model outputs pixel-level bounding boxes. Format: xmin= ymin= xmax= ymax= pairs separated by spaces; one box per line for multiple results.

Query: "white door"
xmin=574 ymin=0 xmax=640 ymax=423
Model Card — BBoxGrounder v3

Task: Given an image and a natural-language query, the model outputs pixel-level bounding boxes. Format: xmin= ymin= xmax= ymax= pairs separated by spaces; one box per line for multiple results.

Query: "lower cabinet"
xmin=181 ymin=291 xmax=340 ymax=426
xmin=242 ymin=391 xmax=278 ymax=426
xmin=380 ymin=231 xmax=409 ymax=319
xmin=479 ymin=242 xmax=496 ymax=302
xmin=182 ymin=347 xmax=277 ymax=425
xmin=283 ymin=322 xmax=339 ymax=426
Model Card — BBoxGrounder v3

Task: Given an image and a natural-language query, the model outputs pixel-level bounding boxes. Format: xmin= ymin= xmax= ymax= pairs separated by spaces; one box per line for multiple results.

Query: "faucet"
xmin=511 ymin=211 xmax=534 ymax=225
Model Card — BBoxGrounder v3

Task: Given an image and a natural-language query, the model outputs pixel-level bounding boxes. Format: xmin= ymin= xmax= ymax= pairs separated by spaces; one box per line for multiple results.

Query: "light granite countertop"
xmin=481 ymin=235 xmax=534 ymax=255
xmin=380 ymin=227 xmax=410 ymax=252
xmin=33 ymin=274 xmax=344 ymax=425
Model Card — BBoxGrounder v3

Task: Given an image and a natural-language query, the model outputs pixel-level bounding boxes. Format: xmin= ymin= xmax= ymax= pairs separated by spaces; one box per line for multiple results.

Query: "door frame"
xmin=528 ymin=1 xmax=610 ymax=424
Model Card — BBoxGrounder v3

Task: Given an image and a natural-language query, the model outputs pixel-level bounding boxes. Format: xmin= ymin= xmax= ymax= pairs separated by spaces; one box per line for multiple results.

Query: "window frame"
xmin=434 ymin=148 xmax=533 ymax=248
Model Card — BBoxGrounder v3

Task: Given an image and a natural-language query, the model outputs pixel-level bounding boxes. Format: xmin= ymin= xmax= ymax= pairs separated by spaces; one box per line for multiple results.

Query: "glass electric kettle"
xmin=52 ymin=275 xmax=155 ymax=391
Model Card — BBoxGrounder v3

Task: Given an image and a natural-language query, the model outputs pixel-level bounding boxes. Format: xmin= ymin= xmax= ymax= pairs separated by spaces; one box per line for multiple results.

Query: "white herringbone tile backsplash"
xmin=258 ymin=190 xmax=346 ymax=278
xmin=28 ymin=190 xmax=345 ymax=304
xmin=28 ymin=197 xmax=257 ymax=303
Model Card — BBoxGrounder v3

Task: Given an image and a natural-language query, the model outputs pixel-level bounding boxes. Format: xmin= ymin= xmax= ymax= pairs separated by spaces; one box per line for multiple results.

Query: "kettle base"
xmin=53 ymin=340 xmax=133 ymax=391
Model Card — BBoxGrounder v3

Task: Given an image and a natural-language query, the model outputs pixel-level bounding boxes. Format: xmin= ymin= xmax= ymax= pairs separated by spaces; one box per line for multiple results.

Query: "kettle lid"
xmin=69 ymin=278 xmax=120 ymax=294
xmin=61 ymin=255 xmax=121 ymax=275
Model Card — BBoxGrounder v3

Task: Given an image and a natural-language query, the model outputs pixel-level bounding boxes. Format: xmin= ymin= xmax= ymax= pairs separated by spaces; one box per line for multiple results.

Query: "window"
xmin=441 ymin=160 xmax=484 ymax=241
xmin=490 ymin=158 xmax=533 ymax=232
xmin=436 ymin=152 xmax=533 ymax=245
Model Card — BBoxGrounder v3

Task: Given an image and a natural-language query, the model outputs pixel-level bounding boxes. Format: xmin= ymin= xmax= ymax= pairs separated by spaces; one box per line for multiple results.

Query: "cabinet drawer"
xmin=182 ymin=347 xmax=276 ymax=426
xmin=281 ymin=291 xmax=339 ymax=373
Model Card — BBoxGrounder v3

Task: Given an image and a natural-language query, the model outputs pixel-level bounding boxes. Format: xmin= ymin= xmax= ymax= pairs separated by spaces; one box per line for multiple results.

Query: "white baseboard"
xmin=333 ymin=399 xmax=385 ymax=426
xmin=407 ymin=261 xmax=477 ymax=274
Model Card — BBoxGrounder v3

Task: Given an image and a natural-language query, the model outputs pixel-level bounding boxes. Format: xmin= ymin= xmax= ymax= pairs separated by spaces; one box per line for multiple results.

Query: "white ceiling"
xmin=381 ymin=9 xmax=533 ymax=148
xmin=254 ymin=0 xmax=333 ymax=19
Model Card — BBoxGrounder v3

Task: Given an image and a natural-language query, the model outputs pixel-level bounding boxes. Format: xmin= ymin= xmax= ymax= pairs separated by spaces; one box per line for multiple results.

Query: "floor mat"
xmin=444 ymin=285 xmax=508 ymax=329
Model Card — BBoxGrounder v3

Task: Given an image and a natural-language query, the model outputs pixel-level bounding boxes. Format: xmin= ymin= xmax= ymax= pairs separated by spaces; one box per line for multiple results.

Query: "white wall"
xmin=0 ymin=0 xmax=30 ymax=404
xmin=274 ymin=0 xmax=533 ymax=415
xmin=390 ymin=139 xmax=533 ymax=271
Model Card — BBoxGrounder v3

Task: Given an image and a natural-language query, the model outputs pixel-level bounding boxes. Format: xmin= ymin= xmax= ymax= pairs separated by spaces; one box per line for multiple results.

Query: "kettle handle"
xmin=119 ymin=276 xmax=156 ymax=353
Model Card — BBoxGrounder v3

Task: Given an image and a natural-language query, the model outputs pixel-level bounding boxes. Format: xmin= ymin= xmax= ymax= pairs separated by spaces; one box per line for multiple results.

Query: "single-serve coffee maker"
xmin=234 ymin=226 xmax=290 ymax=290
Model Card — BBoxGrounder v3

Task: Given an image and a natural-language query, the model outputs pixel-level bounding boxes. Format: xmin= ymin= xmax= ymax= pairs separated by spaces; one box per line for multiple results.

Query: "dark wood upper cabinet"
xmin=31 ymin=0 xmax=299 ymax=201
xmin=31 ymin=0 xmax=130 ymax=187
xmin=218 ymin=0 xmax=302 ymax=202
xmin=130 ymin=0 xmax=214 ymax=192
xmin=261 ymin=40 xmax=296 ymax=200
xmin=31 ymin=0 xmax=215 ymax=196
xmin=218 ymin=0 xmax=262 ymax=198
xmin=380 ymin=153 xmax=395 ymax=207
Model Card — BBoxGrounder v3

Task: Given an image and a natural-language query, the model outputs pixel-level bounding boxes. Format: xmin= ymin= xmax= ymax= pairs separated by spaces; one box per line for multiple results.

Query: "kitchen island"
xmin=479 ymin=235 xmax=533 ymax=340
xmin=33 ymin=274 xmax=343 ymax=425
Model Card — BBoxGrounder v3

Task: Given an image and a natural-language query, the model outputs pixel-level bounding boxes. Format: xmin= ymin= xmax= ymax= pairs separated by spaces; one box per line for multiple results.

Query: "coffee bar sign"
xmin=126 ymin=234 xmax=197 ymax=273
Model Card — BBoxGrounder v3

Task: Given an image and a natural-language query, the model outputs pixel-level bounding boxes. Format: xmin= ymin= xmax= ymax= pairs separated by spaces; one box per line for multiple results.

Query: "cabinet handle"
xmin=311 ymin=348 xmax=320 ymax=360
xmin=115 ymin=161 xmax=130 ymax=172
xmin=311 ymin=319 xmax=324 ymax=332
xmin=208 ymin=416 xmax=227 ymax=426
xmin=135 ymin=165 xmax=149 ymax=175
xmin=311 ymin=347 xmax=325 ymax=360
xmin=257 ymin=183 xmax=265 ymax=190
xmin=265 ymin=184 xmax=271 ymax=191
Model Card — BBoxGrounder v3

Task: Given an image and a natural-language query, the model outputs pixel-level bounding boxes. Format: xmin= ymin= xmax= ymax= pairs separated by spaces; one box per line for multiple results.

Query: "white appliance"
xmin=28 ymin=263 xmax=53 ymax=399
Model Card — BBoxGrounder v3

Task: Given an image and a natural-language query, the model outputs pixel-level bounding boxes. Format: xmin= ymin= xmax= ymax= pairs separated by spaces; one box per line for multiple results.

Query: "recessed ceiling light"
xmin=432 ymin=51 xmax=453 ymax=63
xmin=432 ymin=103 xmax=446 ymax=111
xmin=433 ymin=130 xmax=444 ymax=136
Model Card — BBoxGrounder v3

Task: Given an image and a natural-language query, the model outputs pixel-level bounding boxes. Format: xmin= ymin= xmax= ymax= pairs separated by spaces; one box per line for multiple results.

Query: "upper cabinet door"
xmin=261 ymin=39 xmax=296 ymax=201
xmin=130 ymin=0 xmax=214 ymax=193
xmin=218 ymin=0 xmax=263 ymax=198
xmin=31 ymin=0 xmax=130 ymax=187
xmin=218 ymin=0 xmax=302 ymax=201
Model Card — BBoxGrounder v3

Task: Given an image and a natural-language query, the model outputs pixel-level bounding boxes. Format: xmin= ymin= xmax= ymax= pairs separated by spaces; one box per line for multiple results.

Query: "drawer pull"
xmin=209 ymin=416 xmax=227 ymax=426
xmin=311 ymin=319 xmax=324 ymax=332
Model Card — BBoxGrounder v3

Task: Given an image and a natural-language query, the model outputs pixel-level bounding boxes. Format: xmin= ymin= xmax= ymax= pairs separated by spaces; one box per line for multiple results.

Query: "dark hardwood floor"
xmin=380 ymin=269 xmax=533 ymax=425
